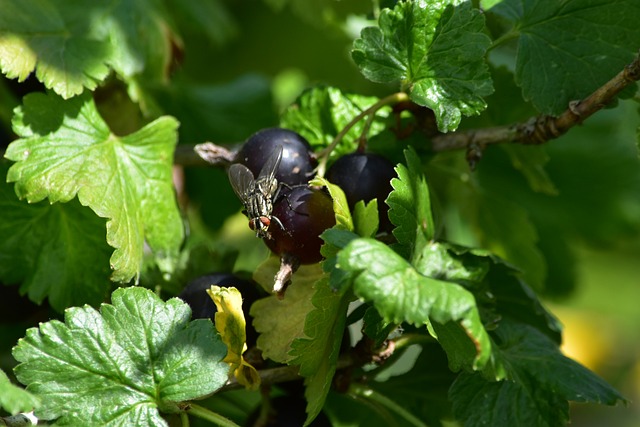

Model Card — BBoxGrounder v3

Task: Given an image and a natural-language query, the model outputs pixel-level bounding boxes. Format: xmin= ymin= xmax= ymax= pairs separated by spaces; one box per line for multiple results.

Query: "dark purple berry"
xmin=236 ymin=128 xmax=316 ymax=186
xmin=264 ymin=186 xmax=335 ymax=264
xmin=327 ymin=152 xmax=395 ymax=233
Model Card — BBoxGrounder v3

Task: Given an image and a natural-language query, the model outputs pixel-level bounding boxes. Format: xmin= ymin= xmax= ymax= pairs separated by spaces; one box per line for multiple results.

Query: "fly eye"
xmin=249 ymin=220 xmax=256 ymax=230
xmin=260 ymin=217 xmax=271 ymax=227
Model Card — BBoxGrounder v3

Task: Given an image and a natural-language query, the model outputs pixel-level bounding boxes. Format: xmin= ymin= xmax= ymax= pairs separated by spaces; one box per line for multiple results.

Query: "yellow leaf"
xmin=206 ymin=285 xmax=261 ymax=390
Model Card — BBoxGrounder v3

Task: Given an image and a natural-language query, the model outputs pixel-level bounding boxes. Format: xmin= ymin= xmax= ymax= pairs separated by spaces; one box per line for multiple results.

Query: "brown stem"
xmin=431 ymin=50 xmax=640 ymax=152
xmin=273 ymin=253 xmax=300 ymax=298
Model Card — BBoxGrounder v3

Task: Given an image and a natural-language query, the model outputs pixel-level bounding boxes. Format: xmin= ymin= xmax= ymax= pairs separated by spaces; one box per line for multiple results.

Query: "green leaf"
xmin=352 ymin=1 xmax=493 ymax=132
xmin=0 ymin=0 xmax=173 ymax=98
xmin=309 ymin=176 xmax=353 ymax=231
xmin=0 ymin=369 xmax=40 ymax=416
xmin=362 ymin=306 xmax=394 ymax=347
xmin=485 ymin=257 xmax=562 ymax=343
xmin=353 ymin=199 xmax=380 ymax=238
xmin=279 ymin=85 xmax=390 ymax=158
xmin=288 ymin=277 xmax=352 ymax=426
xmin=474 ymin=189 xmax=546 ymax=289
xmin=12 ymin=287 xmax=229 ymax=425
xmin=163 ymin=0 xmax=238 ymax=48
xmin=337 ymin=238 xmax=493 ymax=370
xmin=5 ymin=92 xmax=183 ymax=283
xmin=0 ymin=162 xmax=112 ymax=310
xmin=412 ymin=242 xmax=490 ymax=286
xmin=489 ymin=0 xmax=640 ymax=115
xmin=450 ymin=320 xmax=626 ymax=426
xmin=250 ymin=257 xmax=321 ymax=363
xmin=386 ymin=148 xmax=434 ymax=261
xmin=320 ymin=228 xmax=359 ymax=292
xmin=503 ymin=145 xmax=558 ymax=195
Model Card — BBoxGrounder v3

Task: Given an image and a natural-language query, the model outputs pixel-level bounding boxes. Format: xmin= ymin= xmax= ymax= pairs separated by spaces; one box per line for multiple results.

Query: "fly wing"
xmin=228 ymin=163 xmax=255 ymax=202
xmin=257 ymin=145 xmax=283 ymax=183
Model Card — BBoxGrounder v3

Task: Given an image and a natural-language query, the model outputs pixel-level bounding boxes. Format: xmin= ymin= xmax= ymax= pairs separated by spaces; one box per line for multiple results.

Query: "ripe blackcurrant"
xmin=264 ymin=186 xmax=335 ymax=264
xmin=236 ymin=128 xmax=316 ymax=186
xmin=326 ymin=152 xmax=395 ymax=233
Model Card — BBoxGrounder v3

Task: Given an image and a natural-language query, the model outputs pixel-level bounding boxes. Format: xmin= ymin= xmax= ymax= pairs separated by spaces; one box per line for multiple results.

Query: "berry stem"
xmin=316 ymin=92 xmax=410 ymax=177
xmin=273 ymin=253 xmax=301 ymax=298
xmin=348 ymin=383 xmax=428 ymax=427
xmin=186 ymin=403 xmax=241 ymax=427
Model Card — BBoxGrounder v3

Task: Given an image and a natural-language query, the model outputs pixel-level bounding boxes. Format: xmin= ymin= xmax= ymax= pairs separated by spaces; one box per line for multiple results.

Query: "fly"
xmin=228 ymin=146 xmax=285 ymax=239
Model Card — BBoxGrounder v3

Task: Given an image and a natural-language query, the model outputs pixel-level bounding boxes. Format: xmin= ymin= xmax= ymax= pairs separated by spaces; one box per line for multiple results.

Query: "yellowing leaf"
xmin=207 ymin=285 xmax=260 ymax=390
xmin=251 ymin=257 xmax=321 ymax=363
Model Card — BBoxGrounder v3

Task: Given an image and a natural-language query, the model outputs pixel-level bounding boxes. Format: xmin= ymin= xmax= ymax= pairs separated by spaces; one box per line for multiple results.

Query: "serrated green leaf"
xmin=337 ymin=238 xmax=492 ymax=370
xmin=490 ymin=0 xmax=640 ymax=115
xmin=386 ymin=148 xmax=434 ymax=261
xmin=0 ymin=369 xmax=40 ymax=416
xmin=320 ymin=228 xmax=359 ymax=292
xmin=352 ymin=1 xmax=493 ymax=132
xmin=12 ymin=287 xmax=228 ymax=426
xmin=250 ymin=257 xmax=321 ymax=363
xmin=450 ymin=320 xmax=626 ymax=427
xmin=280 ymin=86 xmax=390 ymax=158
xmin=452 ymin=371 xmax=569 ymax=426
xmin=486 ymin=258 xmax=563 ymax=343
xmin=0 ymin=0 xmax=173 ymax=98
xmin=5 ymin=92 xmax=183 ymax=283
xmin=288 ymin=277 xmax=352 ymax=426
xmin=353 ymin=199 xmax=380 ymax=238
xmin=0 ymin=162 xmax=112 ymax=311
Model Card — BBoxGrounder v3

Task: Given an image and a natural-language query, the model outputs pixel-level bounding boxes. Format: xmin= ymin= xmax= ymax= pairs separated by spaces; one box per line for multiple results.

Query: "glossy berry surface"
xmin=236 ymin=128 xmax=316 ymax=186
xmin=264 ymin=186 xmax=335 ymax=264
xmin=326 ymin=152 xmax=396 ymax=233
xmin=177 ymin=273 xmax=264 ymax=347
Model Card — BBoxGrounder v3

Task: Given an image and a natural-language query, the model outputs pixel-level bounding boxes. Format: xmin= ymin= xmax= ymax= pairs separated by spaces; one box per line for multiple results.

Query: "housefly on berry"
xmin=228 ymin=146 xmax=285 ymax=239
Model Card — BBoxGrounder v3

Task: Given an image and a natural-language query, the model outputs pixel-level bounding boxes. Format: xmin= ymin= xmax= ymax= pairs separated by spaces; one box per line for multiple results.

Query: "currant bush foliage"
xmin=1 ymin=0 xmax=638 ymax=426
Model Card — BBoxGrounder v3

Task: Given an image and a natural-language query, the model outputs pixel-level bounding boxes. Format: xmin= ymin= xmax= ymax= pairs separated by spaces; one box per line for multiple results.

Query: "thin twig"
xmin=315 ymin=92 xmax=410 ymax=177
xmin=431 ymin=50 xmax=640 ymax=152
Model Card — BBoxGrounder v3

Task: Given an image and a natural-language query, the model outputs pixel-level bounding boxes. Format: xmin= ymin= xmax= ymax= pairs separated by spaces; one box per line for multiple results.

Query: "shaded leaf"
xmin=450 ymin=320 xmax=626 ymax=426
xmin=489 ymin=0 xmax=640 ymax=115
xmin=0 ymin=162 xmax=112 ymax=311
